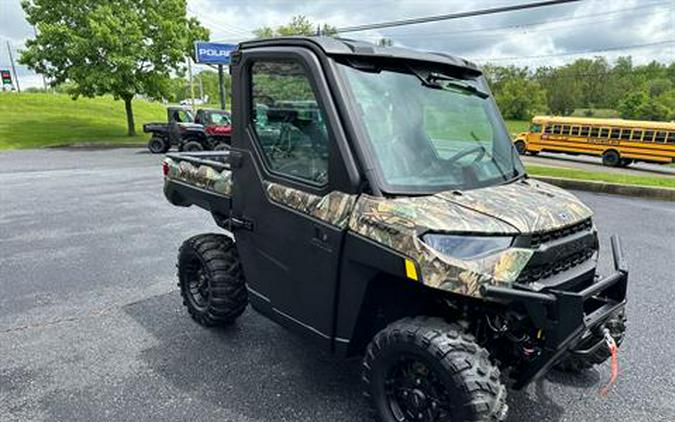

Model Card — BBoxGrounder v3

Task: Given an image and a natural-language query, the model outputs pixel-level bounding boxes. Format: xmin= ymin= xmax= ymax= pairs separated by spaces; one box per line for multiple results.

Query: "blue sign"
xmin=194 ymin=42 xmax=237 ymax=64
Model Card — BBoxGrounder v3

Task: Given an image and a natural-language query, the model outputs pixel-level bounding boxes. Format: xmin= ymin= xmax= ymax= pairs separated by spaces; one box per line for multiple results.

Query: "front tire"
xmin=363 ymin=317 xmax=507 ymax=422
xmin=148 ymin=136 xmax=169 ymax=154
xmin=177 ymin=234 xmax=248 ymax=326
xmin=514 ymin=140 xmax=526 ymax=155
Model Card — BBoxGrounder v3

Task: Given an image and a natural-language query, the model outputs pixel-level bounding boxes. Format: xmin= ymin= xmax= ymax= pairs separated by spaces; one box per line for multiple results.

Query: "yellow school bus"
xmin=513 ymin=116 xmax=675 ymax=167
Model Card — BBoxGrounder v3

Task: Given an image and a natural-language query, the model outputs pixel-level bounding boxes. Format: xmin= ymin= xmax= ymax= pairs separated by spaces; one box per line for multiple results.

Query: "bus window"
xmin=631 ymin=130 xmax=643 ymax=141
xmin=580 ymin=126 xmax=590 ymax=136
xmin=571 ymin=126 xmax=580 ymax=136
xmin=544 ymin=125 xmax=553 ymax=134
xmin=599 ymin=128 xmax=610 ymax=138
xmin=553 ymin=124 xmax=562 ymax=134
xmin=610 ymin=128 xmax=620 ymax=139
xmin=589 ymin=127 xmax=599 ymax=137
xmin=655 ymin=131 xmax=667 ymax=143
xmin=562 ymin=125 xmax=570 ymax=135
xmin=529 ymin=124 xmax=542 ymax=133
xmin=643 ymin=130 xmax=655 ymax=142
xmin=620 ymin=129 xmax=632 ymax=140
xmin=668 ymin=132 xmax=675 ymax=144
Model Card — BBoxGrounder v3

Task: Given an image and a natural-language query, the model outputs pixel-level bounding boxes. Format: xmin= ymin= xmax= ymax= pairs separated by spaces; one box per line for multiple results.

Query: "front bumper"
xmin=482 ymin=235 xmax=628 ymax=389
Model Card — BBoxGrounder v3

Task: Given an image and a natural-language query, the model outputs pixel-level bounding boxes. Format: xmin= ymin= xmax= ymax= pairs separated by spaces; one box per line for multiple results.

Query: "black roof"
xmin=238 ymin=36 xmax=481 ymax=75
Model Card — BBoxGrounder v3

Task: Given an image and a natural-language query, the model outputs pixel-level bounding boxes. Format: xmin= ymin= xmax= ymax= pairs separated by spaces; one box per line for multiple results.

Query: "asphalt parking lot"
xmin=1 ymin=148 xmax=674 ymax=422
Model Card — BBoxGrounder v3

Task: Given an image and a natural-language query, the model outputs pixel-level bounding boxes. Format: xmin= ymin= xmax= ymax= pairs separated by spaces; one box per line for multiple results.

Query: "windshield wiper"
xmin=407 ymin=66 xmax=489 ymax=99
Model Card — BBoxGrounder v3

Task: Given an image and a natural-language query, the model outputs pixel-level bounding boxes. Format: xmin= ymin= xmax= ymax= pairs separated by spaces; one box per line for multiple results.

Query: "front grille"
xmin=530 ymin=218 xmax=593 ymax=248
xmin=517 ymin=247 xmax=595 ymax=283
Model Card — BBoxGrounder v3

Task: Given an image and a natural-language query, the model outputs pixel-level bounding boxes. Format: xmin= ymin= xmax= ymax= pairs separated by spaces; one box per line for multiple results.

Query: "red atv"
xmin=194 ymin=109 xmax=232 ymax=151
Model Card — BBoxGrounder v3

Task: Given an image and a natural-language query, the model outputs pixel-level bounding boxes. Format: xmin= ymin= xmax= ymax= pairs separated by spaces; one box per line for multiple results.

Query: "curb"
xmin=533 ymin=176 xmax=675 ymax=201
xmin=47 ymin=143 xmax=146 ymax=149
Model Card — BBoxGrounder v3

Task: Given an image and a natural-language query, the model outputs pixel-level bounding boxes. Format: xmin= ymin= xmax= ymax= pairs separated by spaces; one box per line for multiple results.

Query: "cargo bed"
xmin=163 ymin=151 xmax=233 ymax=217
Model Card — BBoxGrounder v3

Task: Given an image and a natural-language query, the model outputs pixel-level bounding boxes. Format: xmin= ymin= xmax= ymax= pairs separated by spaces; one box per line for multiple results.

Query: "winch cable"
xmin=600 ymin=329 xmax=619 ymax=396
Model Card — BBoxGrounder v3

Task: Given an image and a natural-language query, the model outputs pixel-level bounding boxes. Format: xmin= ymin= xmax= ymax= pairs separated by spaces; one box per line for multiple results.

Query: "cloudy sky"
xmin=1 ymin=0 xmax=673 ymax=88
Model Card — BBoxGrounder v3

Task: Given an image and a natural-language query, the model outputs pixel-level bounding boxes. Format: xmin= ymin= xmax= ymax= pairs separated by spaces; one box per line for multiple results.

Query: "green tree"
xmin=253 ymin=15 xmax=336 ymax=38
xmin=618 ymin=91 xmax=647 ymax=119
xmin=20 ymin=0 xmax=208 ymax=135
xmin=635 ymin=98 xmax=670 ymax=121
xmin=494 ymin=77 xmax=546 ymax=120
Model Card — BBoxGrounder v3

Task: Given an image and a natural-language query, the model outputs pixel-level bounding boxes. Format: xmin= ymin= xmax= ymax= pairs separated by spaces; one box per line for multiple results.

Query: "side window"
xmin=668 ymin=132 xmax=675 ymax=144
xmin=655 ymin=131 xmax=667 ymax=143
xmin=599 ymin=128 xmax=610 ymax=138
xmin=571 ymin=126 xmax=580 ymax=136
xmin=580 ymin=126 xmax=590 ymax=137
xmin=620 ymin=129 xmax=632 ymax=140
xmin=544 ymin=125 xmax=553 ymax=134
xmin=250 ymin=61 xmax=330 ymax=185
xmin=589 ymin=127 xmax=599 ymax=137
xmin=562 ymin=125 xmax=570 ymax=135
xmin=631 ymin=130 xmax=643 ymax=141
xmin=643 ymin=130 xmax=655 ymax=142
xmin=553 ymin=124 xmax=561 ymax=134
xmin=610 ymin=128 xmax=620 ymax=139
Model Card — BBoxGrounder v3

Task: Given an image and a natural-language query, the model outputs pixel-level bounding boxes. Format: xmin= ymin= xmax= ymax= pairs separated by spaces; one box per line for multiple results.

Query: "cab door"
xmin=229 ymin=47 xmax=359 ymax=348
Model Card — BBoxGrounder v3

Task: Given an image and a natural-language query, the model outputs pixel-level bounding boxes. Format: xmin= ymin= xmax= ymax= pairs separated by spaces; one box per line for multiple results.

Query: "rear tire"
xmin=148 ymin=136 xmax=169 ymax=154
xmin=514 ymin=140 xmax=526 ymax=155
xmin=214 ymin=143 xmax=230 ymax=151
xmin=556 ymin=308 xmax=626 ymax=372
xmin=183 ymin=141 xmax=204 ymax=152
xmin=363 ymin=317 xmax=507 ymax=422
xmin=177 ymin=234 xmax=248 ymax=326
xmin=602 ymin=150 xmax=621 ymax=167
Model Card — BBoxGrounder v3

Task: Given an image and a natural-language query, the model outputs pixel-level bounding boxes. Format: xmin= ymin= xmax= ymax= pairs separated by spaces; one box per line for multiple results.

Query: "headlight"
xmin=421 ymin=234 xmax=513 ymax=259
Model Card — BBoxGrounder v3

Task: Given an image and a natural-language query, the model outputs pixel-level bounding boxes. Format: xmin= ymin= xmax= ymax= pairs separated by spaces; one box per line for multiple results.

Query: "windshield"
xmin=339 ymin=62 xmax=524 ymax=193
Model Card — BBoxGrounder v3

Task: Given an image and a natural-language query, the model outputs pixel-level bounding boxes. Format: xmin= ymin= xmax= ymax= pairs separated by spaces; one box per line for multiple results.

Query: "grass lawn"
xmin=526 ymin=165 xmax=675 ymax=188
xmin=0 ymin=92 xmax=166 ymax=149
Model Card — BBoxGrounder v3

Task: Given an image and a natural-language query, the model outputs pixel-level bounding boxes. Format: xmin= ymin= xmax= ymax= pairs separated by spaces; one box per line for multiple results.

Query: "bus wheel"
xmin=602 ymin=150 xmax=621 ymax=167
xmin=514 ymin=141 xmax=527 ymax=155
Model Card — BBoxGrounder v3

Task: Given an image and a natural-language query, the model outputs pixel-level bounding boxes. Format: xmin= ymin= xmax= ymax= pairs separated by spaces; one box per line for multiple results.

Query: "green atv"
xmin=162 ymin=37 xmax=628 ymax=422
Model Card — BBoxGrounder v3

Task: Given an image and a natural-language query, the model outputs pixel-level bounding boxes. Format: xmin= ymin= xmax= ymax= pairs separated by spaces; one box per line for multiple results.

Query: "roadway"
xmin=1 ymin=148 xmax=674 ymax=422
xmin=522 ymin=151 xmax=675 ymax=178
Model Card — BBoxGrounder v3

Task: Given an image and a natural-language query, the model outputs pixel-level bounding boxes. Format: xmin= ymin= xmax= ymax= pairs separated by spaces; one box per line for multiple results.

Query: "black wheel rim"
xmin=150 ymin=139 xmax=163 ymax=152
xmin=385 ymin=355 xmax=453 ymax=422
xmin=184 ymin=259 xmax=210 ymax=311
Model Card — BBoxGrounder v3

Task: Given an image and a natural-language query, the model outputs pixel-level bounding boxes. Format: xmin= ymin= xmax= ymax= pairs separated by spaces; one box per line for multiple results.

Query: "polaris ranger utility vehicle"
xmin=144 ymin=107 xmax=231 ymax=153
xmin=163 ymin=37 xmax=628 ymax=422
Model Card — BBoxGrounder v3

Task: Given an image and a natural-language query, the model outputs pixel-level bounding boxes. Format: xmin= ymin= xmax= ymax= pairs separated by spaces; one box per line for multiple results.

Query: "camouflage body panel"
xmin=436 ymin=179 xmax=593 ymax=233
xmin=164 ymin=158 xmax=232 ymax=196
xmin=348 ymin=179 xmax=593 ymax=297
xmin=264 ymin=181 xmax=356 ymax=229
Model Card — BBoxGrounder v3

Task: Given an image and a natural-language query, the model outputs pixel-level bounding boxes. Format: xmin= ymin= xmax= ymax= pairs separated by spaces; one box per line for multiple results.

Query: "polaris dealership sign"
xmin=194 ymin=42 xmax=237 ymax=65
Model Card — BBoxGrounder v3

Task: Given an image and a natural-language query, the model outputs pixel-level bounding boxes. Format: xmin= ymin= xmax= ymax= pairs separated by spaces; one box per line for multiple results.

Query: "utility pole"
xmin=6 ymin=41 xmax=20 ymax=93
xmin=186 ymin=56 xmax=195 ymax=110
xmin=218 ymin=64 xmax=226 ymax=111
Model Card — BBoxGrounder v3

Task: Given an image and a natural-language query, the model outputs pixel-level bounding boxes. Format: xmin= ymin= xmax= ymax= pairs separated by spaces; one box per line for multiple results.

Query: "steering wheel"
xmin=445 ymin=145 xmax=486 ymax=165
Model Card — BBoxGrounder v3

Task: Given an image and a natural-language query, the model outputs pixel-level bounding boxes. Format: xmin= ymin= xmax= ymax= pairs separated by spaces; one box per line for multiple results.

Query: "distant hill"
xmin=0 ymin=93 xmax=166 ymax=149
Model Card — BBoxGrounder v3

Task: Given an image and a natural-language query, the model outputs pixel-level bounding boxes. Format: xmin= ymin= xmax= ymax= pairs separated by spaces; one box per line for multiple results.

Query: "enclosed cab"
xmin=163 ymin=37 xmax=628 ymax=422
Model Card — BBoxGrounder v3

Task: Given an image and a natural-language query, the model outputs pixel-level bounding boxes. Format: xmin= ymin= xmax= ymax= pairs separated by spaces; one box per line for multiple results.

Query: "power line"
xmin=372 ymin=1 xmax=669 ymax=39
xmin=335 ymin=0 xmax=582 ymax=33
xmin=474 ymin=39 xmax=675 ymax=62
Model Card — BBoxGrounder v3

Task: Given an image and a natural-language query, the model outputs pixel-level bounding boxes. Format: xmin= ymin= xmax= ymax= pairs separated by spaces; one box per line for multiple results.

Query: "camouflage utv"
xmin=163 ymin=37 xmax=628 ymax=422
